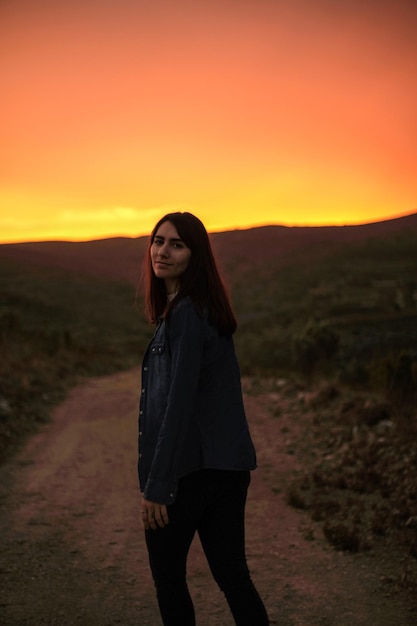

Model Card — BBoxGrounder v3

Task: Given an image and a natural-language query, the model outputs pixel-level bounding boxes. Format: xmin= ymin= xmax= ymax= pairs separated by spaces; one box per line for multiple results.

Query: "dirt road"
xmin=0 ymin=368 xmax=415 ymax=625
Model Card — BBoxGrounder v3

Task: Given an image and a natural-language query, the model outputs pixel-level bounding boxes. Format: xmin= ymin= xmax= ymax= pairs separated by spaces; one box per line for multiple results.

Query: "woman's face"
xmin=150 ymin=221 xmax=192 ymax=293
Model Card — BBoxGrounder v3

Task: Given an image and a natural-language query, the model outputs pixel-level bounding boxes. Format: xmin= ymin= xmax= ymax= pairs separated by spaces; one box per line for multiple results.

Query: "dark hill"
xmin=0 ymin=237 xmax=147 ymax=286
xmin=210 ymin=212 xmax=417 ymax=269
xmin=0 ymin=212 xmax=416 ymax=284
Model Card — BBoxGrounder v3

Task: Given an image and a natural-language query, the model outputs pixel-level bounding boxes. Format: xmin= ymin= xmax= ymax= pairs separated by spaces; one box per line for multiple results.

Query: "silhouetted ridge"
xmin=0 ymin=212 xmax=416 ymax=284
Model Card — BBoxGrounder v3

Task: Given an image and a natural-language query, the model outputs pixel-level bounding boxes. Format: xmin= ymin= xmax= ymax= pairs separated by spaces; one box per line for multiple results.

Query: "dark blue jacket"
xmin=138 ymin=296 xmax=257 ymax=505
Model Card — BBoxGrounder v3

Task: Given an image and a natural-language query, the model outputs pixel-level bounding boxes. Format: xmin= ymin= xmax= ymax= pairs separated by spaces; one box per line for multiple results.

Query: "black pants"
xmin=145 ymin=469 xmax=269 ymax=625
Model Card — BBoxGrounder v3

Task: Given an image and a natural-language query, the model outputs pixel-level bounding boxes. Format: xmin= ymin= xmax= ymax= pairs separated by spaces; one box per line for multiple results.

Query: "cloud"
xmin=59 ymin=207 xmax=142 ymax=223
xmin=58 ymin=204 xmax=189 ymax=225
xmin=0 ymin=203 xmax=194 ymax=242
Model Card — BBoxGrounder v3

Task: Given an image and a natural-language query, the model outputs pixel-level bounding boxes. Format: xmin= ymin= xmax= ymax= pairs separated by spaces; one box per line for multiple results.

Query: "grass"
xmin=285 ymin=381 xmax=417 ymax=570
xmin=0 ymin=258 xmax=152 ymax=461
xmin=232 ymin=225 xmax=417 ymax=398
xmin=1 ymin=225 xmax=416 ymax=565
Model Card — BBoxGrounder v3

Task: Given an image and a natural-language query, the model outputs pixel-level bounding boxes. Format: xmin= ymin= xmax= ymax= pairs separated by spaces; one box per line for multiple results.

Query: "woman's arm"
xmin=144 ymin=299 xmax=205 ymax=504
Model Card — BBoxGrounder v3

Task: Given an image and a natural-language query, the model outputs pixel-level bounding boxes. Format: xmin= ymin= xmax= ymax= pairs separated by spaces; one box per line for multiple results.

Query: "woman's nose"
xmin=158 ymin=243 xmax=169 ymax=257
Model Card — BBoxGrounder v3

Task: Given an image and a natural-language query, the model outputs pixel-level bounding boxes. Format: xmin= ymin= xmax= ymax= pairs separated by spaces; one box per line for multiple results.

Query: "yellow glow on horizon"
xmin=1 ymin=195 xmax=415 ymax=245
xmin=1 ymin=0 xmax=416 ymax=244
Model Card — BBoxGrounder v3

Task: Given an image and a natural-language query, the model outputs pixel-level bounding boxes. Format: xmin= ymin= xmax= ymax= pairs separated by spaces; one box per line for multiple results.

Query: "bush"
xmin=292 ymin=320 xmax=339 ymax=379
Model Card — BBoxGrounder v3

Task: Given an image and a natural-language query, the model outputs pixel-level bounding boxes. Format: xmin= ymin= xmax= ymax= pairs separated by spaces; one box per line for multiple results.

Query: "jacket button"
xmin=143 ymin=366 xmax=148 ymax=371
xmin=141 ymin=388 xmax=145 ymax=394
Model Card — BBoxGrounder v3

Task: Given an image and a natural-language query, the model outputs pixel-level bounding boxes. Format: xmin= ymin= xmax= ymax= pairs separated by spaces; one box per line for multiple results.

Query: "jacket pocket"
xmin=150 ymin=342 xmax=170 ymax=397
xmin=150 ymin=342 xmax=165 ymax=355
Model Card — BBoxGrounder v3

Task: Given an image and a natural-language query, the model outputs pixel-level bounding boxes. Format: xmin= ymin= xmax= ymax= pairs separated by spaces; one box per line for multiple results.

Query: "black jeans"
xmin=145 ymin=469 xmax=269 ymax=626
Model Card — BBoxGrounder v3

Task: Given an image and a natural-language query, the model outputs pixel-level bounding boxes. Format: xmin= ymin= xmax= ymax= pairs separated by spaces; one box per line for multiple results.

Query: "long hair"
xmin=143 ymin=212 xmax=237 ymax=334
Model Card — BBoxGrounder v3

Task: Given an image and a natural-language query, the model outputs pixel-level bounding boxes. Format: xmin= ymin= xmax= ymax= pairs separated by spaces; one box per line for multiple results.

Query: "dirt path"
xmin=0 ymin=368 xmax=415 ymax=625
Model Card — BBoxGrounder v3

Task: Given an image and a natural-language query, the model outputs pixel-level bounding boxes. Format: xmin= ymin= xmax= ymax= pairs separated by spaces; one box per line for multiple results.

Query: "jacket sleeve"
xmin=143 ymin=299 xmax=205 ymax=504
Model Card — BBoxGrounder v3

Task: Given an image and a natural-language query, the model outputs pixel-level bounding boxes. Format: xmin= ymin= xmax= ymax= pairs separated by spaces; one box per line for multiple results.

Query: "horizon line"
xmin=1 ymin=209 xmax=416 ymax=246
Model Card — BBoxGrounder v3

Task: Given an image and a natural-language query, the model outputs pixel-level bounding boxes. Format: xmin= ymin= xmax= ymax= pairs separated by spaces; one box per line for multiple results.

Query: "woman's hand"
xmin=141 ymin=497 xmax=169 ymax=530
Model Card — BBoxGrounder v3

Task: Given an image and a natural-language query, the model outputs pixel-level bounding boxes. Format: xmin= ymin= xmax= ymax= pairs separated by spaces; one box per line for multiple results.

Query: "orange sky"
xmin=1 ymin=0 xmax=416 ymax=243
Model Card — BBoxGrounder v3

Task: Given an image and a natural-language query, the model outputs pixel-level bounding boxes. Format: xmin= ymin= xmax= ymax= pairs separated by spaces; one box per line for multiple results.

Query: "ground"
xmin=0 ymin=368 xmax=416 ymax=625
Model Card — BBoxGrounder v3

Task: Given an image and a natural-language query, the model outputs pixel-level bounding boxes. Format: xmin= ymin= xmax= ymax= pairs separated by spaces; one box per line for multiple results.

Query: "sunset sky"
xmin=1 ymin=0 xmax=416 ymax=243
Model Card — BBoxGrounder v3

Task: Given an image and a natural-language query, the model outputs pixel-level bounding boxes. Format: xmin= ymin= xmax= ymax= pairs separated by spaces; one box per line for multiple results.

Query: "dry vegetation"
xmin=0 ymin=259 xmax=152 ymax=461
xmin=287 ymin=383 xmax=417 ymax=562
xmin=244 ymin=374 xmax=417 ymax=594
xmin=1 ymin=216 xmax=416 ymax=569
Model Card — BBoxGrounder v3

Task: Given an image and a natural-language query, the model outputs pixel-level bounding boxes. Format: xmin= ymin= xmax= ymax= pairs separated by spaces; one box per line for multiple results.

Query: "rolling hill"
xmin=1 ymin=213 xmax=417 ymax=556
xmin=1 ymin=211 xmax=416 ymax=463
xmin=1 ymin=212 xmax=416 ymax=285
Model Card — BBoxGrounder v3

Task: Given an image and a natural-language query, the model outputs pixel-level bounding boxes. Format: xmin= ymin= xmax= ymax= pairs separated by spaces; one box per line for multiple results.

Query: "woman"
xmin=138 ymin=212 xmax=269 ymax=625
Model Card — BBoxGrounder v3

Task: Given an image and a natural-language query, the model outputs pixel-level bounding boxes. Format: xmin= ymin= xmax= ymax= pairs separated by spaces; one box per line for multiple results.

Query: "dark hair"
xmin=143 ymin=212 xmax=237 ymax=334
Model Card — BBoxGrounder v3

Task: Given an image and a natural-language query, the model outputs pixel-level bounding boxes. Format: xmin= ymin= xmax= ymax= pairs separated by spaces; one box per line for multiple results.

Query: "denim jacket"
xmin=138 ymin=296 xmax=257 ymax=505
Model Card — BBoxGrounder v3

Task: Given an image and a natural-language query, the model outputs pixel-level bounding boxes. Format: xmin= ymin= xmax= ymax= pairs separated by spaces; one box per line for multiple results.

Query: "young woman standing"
xmin=138 ymin=212 xmax=269 ymax=625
